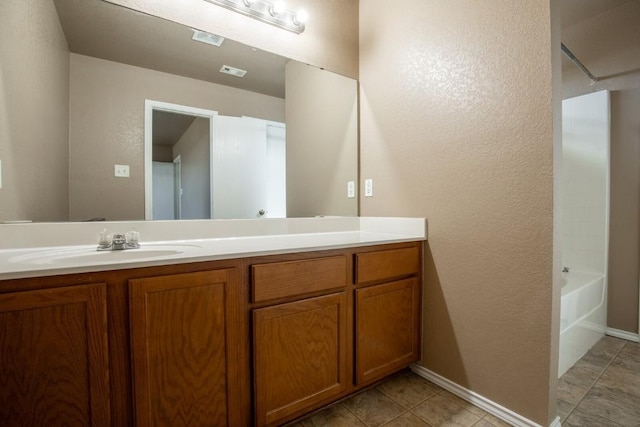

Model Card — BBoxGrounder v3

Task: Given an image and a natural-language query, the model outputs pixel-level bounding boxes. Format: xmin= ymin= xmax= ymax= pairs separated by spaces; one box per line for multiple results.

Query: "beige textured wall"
xmin=105 ymin=0 xmax=359 ymax=80
xmin=359 ymin=1 xmax=557 ymax=424
xmin=0 ymin=0 xmax=70 ymax=222
xmin=153 ymin=145 xmax=173 ymax=162
xmin=69 ymin=53 xmax=284 ymax=221
xmin=608 ymin=89 xmax=640 ymax=333
xmin=173 ymin=118 xmax=210 ymax=220
xmin=285 ymin=61 xmax=358 ymax=217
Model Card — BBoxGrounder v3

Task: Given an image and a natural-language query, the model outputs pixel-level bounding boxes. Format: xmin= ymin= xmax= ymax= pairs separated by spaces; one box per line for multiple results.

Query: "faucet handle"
xmin=97 ymin=230 xmax=113 ymax=251
xmin=126 ymin=231 xmax=140 ymax=249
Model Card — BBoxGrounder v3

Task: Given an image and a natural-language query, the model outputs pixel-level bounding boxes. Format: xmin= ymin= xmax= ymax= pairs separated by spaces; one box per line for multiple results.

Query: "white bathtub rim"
xmin=559 ymin=272 xmax=606 ymax=335
xmin=561 ymin=271 xmax=604 ymax=298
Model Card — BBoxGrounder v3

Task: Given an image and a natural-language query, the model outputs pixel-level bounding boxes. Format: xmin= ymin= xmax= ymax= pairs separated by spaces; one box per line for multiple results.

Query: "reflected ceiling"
xmin=54 ymin=0 xmax=288 ymax=98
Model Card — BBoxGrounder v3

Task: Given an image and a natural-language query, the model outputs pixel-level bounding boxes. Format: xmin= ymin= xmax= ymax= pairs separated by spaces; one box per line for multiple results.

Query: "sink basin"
xmin=9 ymin=244 xmax=201 ymax=265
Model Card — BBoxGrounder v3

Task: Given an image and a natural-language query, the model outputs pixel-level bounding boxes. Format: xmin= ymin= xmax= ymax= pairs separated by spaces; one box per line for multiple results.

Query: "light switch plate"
xmin=364 ymin=179 xmax=373 ymax=197
xmin=347 ymin=181 xmax=355 ymax=198
xmin=115 ymin=164 xmax=130 ymax=178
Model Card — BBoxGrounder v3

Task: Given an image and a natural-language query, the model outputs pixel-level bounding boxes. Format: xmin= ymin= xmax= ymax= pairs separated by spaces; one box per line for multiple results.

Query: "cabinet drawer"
xmin=252 ymin=256 xmax=347 ymax=303
xmin=355 ymin=246 xmax=420 ymax=284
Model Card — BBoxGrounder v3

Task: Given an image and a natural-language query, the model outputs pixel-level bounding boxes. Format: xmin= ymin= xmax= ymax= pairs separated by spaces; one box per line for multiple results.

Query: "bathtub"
xmin=558 ymin=271 xmax=606 ymax=377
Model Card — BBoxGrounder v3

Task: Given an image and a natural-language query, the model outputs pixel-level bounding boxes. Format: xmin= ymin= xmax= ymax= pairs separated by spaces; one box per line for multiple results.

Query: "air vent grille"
xmin=191 ymin=29 xmax=225 ymax=47
xmin=220 ymin=65 xmax=247 ymax=78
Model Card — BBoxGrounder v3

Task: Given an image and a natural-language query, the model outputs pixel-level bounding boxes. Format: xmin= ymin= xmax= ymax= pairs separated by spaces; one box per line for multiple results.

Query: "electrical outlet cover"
xmin=364 ymin=179 xmax=373 ymax=197
xmin=347 ymin=181 xmax=355 ymax=198
xmin=115 ymin=164 xmax=130 ymax=177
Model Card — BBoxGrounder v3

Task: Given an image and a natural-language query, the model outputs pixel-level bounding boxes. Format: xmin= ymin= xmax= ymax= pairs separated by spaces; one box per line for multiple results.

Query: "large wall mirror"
xmin=0 ymin=0 xmax=358 ymax=222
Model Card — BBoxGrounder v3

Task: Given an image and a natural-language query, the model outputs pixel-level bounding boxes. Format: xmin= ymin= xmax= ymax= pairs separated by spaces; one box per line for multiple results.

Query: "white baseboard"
xmin=549 ymin=416 xmax=562 ymax=427
xmin=549 ymin=417 xmax=562 ymax=427
xmin=578 ymin=320 xmax=607 ymax=334
xmin=411 ymin=364 xmax=559 ymax=427
xmin=606 ymin=327 xmax=640 ymax=343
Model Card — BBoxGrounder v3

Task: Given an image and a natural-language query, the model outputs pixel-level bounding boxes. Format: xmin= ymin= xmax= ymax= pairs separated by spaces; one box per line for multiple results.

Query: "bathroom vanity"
xmin=0 ymin=218 xmax=425 ymax=426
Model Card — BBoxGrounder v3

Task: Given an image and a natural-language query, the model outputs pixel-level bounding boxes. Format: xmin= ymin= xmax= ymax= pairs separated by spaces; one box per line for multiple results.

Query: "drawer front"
xmin=252 ymin=256 xmax=347 ymax=303
xmin=355 ymin=246 xmax=420 ymax=284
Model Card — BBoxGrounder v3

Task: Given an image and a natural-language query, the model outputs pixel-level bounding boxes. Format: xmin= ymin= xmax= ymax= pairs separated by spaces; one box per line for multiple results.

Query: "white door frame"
xmin=173 ymin=155 xmax=182 ymax=220
xmin=144 ymin=100 xmax=217 ymax=220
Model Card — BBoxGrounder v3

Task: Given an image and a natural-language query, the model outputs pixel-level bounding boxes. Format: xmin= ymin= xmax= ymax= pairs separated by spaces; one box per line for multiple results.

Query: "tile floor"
xmin=288 ymin=336 xmax=640 ymax=427
xmin=287 ymin=371 xmax=511 ymax=427
xmin=558 ymin=336 xmax=640 ymax=426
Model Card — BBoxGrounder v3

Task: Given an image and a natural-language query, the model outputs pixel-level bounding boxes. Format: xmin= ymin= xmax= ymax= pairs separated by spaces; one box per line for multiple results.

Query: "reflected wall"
xmin=0 ymin=0 xmax=70 ymax=222
xmin=286 ymin=61 xmax=358 ymax=217
xmin=0 ymin=0 xmax=359 ymax=222
xmin=69 ymin=54 xmax=284 ymax=221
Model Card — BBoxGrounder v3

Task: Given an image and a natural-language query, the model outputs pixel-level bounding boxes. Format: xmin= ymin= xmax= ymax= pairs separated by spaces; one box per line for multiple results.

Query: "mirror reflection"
xmin=0 ymin=0 xmax=358 ymax=222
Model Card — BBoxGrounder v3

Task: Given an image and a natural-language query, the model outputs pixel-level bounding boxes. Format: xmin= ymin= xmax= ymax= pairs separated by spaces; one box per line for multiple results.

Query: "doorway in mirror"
xmin=145 ymin=100 xmax=286 ymax=220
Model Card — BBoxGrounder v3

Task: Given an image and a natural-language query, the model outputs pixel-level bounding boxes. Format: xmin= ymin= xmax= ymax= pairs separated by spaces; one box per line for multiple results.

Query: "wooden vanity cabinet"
xmin=253 ymin=292 xmax=349 ymax=427
xmin=354 ymin=246 xmax=422 ymax=385
xmin=0 ymin=283 xmax=110 ymax=426
xmin=0 ymin=240 xmax=422 ymax=427
xmin=355 ymin=278 xmax=421 ymax=385
xmin=250 ymin=244 xmax=422 ymax=426
xmin=128 ymin=268 xmax=245 ymax=427
xmin=251 ymin=256 xmax=350 ymax=427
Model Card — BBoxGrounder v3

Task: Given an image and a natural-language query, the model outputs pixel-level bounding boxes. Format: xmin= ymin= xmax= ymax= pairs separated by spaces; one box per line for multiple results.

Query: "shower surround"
xmin=559 ymin=90 xmax=610 ymax=377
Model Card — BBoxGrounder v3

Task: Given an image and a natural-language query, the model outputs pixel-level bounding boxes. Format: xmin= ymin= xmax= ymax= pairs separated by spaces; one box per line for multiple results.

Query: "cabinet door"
xmin=0 ymin=283 xmax=110 ymax=426
xmin=355 ymin=278 xmax=421 ymax=385
xmin=129 ymin=269 xmax=239 ymax=427
xmin=254 ymin=292 xmax=348 ymax=427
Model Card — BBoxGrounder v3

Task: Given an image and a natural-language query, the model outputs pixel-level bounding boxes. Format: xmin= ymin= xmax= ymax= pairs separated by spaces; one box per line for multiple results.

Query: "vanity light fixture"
xmin=269 ymin=0 xmax=286 ymax=16
xmin=204 ymin=0 xmax=307 ymax=34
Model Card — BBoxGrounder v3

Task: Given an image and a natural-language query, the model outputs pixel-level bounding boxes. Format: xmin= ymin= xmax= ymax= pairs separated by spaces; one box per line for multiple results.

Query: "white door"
xmin=213 ymin=116 xmax=268 ymax=218
xmin=265 ymin=123 xmax=286 ymax=218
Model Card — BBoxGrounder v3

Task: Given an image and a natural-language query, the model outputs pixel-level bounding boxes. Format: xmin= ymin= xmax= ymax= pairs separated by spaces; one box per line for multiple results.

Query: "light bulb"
xmin=270 ymin=0 xmax=286 ymax=16
xmin=294 ymin=9 xmax=308 ymax=25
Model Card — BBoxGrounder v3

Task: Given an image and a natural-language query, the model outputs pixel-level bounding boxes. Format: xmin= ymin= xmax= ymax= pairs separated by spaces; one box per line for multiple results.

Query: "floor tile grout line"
xmin=576 ymin=341 xmax=631 ymax=426
xmin=377 ymin=409 xmax=409 ymax=427
xmin=563 ymin=340 xmax=628 ymax=424
xmin=339 ymin=400 xmax=370 ymax=426
xmin=341 ymin=387 xmax=412 ymax=427
xmin=374 ymin=378 xmax=484 ymax=426
xmin=374 ymin=383 xmax=443 ymax=425
xmin=375 ymin=383 xmax=441 ymax=411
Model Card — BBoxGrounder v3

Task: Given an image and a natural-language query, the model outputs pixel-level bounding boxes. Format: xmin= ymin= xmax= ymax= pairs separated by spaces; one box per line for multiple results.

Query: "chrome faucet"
xmin=112 ymin=233 xmax=127 ymax=250
xmin=97 ymin=230 xmax=140 ymax=251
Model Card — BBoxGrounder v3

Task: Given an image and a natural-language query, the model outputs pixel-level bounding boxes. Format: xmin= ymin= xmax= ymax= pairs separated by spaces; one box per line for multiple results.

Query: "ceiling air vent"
xmin=220 ymin=65 xmax=247 ymax=78
xmin=191 ymin=29 xmax=225 ymax=47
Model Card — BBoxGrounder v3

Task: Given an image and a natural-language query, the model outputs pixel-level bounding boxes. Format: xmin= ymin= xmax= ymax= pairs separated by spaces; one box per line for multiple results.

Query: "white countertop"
xmin=0 ymin=217 xmax=427 ymax=281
